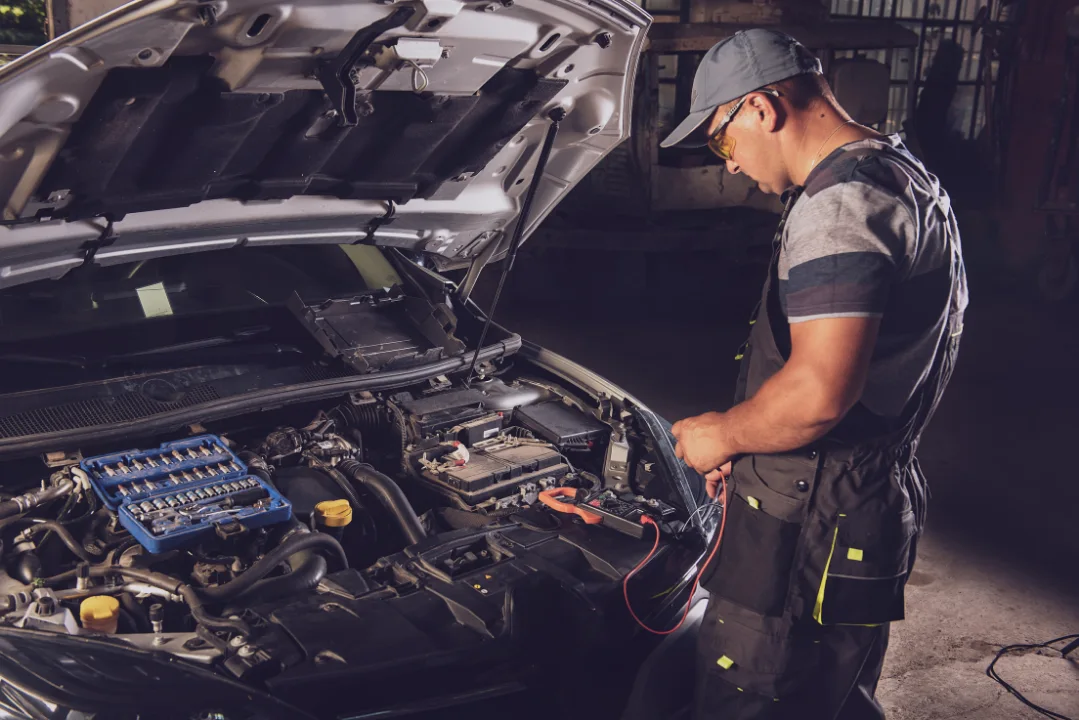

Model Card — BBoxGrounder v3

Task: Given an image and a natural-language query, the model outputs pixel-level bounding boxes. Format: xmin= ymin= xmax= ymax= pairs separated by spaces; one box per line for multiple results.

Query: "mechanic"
xmin=664 ymin=29 xmax=968 ymax=719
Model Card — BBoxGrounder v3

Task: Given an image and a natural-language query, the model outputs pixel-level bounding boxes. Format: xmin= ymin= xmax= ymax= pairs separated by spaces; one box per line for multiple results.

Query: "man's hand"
xmin=704 ymin=462 xmax=731 ymax=499
xmin=671 ymin=411 xmax=735 ymax=475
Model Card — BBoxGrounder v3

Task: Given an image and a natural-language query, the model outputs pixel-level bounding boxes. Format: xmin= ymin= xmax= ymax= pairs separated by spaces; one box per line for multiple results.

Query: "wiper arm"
xmin=0 ymin=327 xmax=293 ymax=370
xmin=103 ymin=342 xmax=306 ymax=369
xmin=105 ymin=325 xmax=273 ymax=359
xmin=0 ymin=353 xmax=88 ymax=369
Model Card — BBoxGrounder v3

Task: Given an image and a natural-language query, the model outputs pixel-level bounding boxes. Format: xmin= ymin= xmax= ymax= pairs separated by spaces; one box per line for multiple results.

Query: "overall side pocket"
xmin=702 ymin=455 xmax=814 ymax=617
xmin=812 ymin=508 xmax=916 ymax=626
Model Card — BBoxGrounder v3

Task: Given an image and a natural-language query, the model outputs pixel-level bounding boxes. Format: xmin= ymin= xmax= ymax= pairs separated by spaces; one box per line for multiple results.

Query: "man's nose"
xmin=726 ymin=159 xmax=741 ymax=175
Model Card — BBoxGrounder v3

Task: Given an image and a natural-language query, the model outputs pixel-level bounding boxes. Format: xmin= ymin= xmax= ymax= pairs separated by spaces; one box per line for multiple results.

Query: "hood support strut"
xmin=464 ymin=107 xmax=566 ymax=386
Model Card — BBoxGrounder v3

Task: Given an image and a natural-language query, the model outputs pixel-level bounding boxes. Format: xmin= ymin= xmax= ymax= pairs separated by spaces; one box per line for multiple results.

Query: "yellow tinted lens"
xmin=709 ymin=134 xmax=735 ymax=161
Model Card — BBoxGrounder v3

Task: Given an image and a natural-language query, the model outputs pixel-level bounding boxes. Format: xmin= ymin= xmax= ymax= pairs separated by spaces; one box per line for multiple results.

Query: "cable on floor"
xmin=986 ymin=633 xmax=1079 ymax=719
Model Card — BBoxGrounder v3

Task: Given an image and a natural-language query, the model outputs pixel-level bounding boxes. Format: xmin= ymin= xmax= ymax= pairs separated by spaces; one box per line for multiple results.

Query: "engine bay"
xmin=0 ymin=372 xmax=701 ymax=717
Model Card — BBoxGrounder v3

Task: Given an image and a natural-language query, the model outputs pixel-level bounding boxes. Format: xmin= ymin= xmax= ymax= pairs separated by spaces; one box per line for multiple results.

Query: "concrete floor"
xmin=484 ymin=247 xmax=1079 ymax=720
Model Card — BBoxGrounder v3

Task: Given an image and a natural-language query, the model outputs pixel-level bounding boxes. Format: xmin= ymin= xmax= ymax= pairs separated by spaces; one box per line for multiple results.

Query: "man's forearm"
xmin=720 ymin=361 xmax=848 ymax=456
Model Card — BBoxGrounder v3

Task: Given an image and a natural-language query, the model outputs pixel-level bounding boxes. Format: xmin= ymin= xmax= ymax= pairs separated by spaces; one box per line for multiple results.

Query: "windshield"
xmin=0 ymin=244 xmax=404 ymax=392
xmin=0 ymin=244 xmax=401 ymax=343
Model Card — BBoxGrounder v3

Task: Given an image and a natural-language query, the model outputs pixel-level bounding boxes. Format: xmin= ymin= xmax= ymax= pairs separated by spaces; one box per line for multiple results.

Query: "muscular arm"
xmin=722 ymin=316 xmax=880 ymax=453
xmin=672 ymin=315 xmax=880 ymax=473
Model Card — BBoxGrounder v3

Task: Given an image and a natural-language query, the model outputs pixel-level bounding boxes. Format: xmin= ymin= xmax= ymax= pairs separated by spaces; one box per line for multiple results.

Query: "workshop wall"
xmin=687 ymin=0 xmax=827 ymax=26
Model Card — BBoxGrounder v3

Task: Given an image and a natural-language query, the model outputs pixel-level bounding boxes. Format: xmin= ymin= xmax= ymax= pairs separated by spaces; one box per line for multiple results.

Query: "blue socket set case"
xmin=81 ymin=435 xmax=292 ymax=553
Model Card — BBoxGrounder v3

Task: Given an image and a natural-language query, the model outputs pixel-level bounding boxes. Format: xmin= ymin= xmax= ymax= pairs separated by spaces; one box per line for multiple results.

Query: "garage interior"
xmin=470 ymin=0 xmax=1079 ymax=717
xmin=3 ymin=0 xmax=1079 ymax=717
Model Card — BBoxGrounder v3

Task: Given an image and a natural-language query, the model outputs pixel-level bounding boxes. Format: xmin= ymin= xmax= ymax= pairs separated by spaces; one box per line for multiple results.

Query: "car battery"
xmin=423 ymin=440 xmax=570 ymax=506
xmin=81 ymin=435 xmax=291 ymax=553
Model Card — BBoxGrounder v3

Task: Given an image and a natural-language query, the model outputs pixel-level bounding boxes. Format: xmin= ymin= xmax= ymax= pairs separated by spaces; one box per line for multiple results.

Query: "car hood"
xmin=0 ymin=0 xmax=649 ymax=288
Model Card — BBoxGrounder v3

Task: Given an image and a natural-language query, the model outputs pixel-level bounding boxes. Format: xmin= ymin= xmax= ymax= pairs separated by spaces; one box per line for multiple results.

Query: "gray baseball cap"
xmin=660 ymin=29 xmax=823 ymax=149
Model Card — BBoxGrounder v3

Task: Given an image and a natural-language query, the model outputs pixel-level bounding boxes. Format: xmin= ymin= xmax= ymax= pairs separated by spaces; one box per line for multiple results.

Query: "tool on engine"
xmin=578 ymin=491 xmax=654 ymax=539
xmin=538 ymin=487 xmax=665 ymax=539
xmin=81 ymin=435 xmax=291 ymax=553
xmin=537 ymin=487 xmax=602 ymax=525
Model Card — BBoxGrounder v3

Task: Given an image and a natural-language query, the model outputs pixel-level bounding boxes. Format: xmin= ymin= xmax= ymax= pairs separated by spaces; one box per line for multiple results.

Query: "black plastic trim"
xmin=0 ymin=336 xmax=520 ymax=459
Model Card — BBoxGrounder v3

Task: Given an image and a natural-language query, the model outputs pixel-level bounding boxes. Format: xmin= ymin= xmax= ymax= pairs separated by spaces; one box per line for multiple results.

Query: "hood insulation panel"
xmin=39 ymin=56 xmax=566 ymax=222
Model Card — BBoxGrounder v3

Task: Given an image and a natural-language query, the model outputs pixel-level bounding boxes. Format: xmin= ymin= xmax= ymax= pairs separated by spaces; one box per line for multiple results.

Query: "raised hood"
xmin=0 ymin=0 xmax=649 ymax=288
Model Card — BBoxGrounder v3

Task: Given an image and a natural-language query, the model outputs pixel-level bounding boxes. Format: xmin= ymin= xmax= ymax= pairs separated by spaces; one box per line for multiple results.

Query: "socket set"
xmin=81 ymin=435 xmax=291 ymax=553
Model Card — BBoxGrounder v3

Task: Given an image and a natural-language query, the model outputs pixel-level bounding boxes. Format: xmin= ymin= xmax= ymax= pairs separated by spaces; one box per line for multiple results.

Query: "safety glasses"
xmin=706 ymin=88 xmax=780 ymax=162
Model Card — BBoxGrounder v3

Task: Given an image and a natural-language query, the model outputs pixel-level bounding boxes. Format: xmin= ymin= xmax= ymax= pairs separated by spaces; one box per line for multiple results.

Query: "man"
xmin=665 ymin=30 xmax=968 ymax=719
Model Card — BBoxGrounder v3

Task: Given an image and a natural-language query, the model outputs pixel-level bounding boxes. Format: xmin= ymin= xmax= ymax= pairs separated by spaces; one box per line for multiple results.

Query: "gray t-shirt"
xmin=778 ymin=134 xmax=965 ymax=420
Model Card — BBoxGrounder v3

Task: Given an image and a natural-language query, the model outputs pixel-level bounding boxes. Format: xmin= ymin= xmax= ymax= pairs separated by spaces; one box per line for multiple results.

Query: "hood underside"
xmin=0 ymin=0 xmax=649 ymax=287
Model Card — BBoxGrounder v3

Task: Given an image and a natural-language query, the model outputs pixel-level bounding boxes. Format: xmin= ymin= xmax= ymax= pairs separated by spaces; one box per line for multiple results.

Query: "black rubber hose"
xmin=0 ymin=501 xmax=22 ymax=522
xmin=0 ymin=477 xmax=75 ymax=521
xmin=337 ymin=460 xmax=425 ymax=546
xmin=40 ymin=564 xmax=184 ymax=593
xmin=20 ymin=521 xmax=92 ymax=563
xmin=332 ymin=402 xmax=405 ymax=462
xmin=197 ymin=532 xmax=347 ymax=603
xmin=237 ymin=451 xmax=277 ymax=490
xmin=320 ymin=464 xmax=364 ymax=511
xmin=36 ymin=564 xmax=248 ymax=636
xmin=180 ymin=585 xmax=250 ymax=636
xmin=119 ymin=592 xmax=151 ymax=633
xmin=230 ymin=554 xmax=328 ymax=606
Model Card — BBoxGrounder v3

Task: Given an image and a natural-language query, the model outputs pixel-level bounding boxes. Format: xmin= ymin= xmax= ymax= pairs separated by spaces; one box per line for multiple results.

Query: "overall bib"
xmin=694 ymin=162 xmax=965 ymax=719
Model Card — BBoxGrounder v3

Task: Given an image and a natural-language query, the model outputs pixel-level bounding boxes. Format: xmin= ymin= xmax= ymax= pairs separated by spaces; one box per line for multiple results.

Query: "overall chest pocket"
xmin=813 ymin=507 xmax=917 ymax=626
xmin=702 ymin=454 xmax=816 ymax=617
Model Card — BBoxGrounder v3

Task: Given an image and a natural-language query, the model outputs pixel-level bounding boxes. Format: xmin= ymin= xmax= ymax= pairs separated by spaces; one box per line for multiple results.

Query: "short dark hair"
xmin=768 ymin=72 xmax=833 ymax=110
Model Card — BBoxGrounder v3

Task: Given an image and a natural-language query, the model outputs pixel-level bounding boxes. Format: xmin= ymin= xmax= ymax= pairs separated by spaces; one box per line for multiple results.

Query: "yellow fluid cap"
xmin=80 ymin=595 xmax=120 ymax=634
xmin=315 ymin=499 xmax=353 ymax=528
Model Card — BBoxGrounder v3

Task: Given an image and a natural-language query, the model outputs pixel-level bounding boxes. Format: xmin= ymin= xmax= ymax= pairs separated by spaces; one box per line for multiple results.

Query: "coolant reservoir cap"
xmin=315 ymin=499 xmax=353 ymax=528
xmin=80 ymin=595 xmax=120 ymax=634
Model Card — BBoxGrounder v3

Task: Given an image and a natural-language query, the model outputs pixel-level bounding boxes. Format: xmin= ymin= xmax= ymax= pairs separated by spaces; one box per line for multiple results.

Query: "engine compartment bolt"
xmin=197 ymin=4 xmax=217 ymax=27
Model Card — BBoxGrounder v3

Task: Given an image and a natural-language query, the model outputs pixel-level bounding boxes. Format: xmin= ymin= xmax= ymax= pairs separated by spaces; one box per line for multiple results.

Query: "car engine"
xmin=0 ymin=373 xmax=692 ymax=715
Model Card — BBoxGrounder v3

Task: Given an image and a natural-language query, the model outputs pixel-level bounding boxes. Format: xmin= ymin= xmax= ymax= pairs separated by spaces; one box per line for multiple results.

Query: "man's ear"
xmin=747 ymin=92 xmax=782 ymax=133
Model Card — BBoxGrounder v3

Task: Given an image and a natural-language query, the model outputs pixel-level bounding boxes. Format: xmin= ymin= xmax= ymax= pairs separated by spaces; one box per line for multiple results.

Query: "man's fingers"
xmin=704 ymin=473 xmax=719 ymax=499
xmin=674 ymin=442 xmax=684 ymax=461
xmin=704 ymin=469 xmax=723 ymax=482
xmin=671 ymin=420 xmax=683 ymax=437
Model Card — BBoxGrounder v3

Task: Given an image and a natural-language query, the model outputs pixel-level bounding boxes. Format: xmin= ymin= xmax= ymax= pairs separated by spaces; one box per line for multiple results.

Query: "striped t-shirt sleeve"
xmin=781 ymin=178 xmax=911 ymax=324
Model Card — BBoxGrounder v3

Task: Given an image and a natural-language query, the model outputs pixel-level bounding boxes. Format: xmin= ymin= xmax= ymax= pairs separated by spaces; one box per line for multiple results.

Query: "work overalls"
xmin=694 ymin=155 xmax=966 ymax=719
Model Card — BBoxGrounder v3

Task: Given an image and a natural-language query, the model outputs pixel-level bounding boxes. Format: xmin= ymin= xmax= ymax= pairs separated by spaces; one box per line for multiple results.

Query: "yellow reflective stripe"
xmin=746 ymin=496 xmax=760 ymax=510
xmin=716 ymin=655 xmax=734 ymax=669
xmin=734 ymin=353 xmax=745 ymax=361
xmin=847 ymin=548 xmax=864 ymax=561
xmin=813 ymin=526 xmax=839 ymax=625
